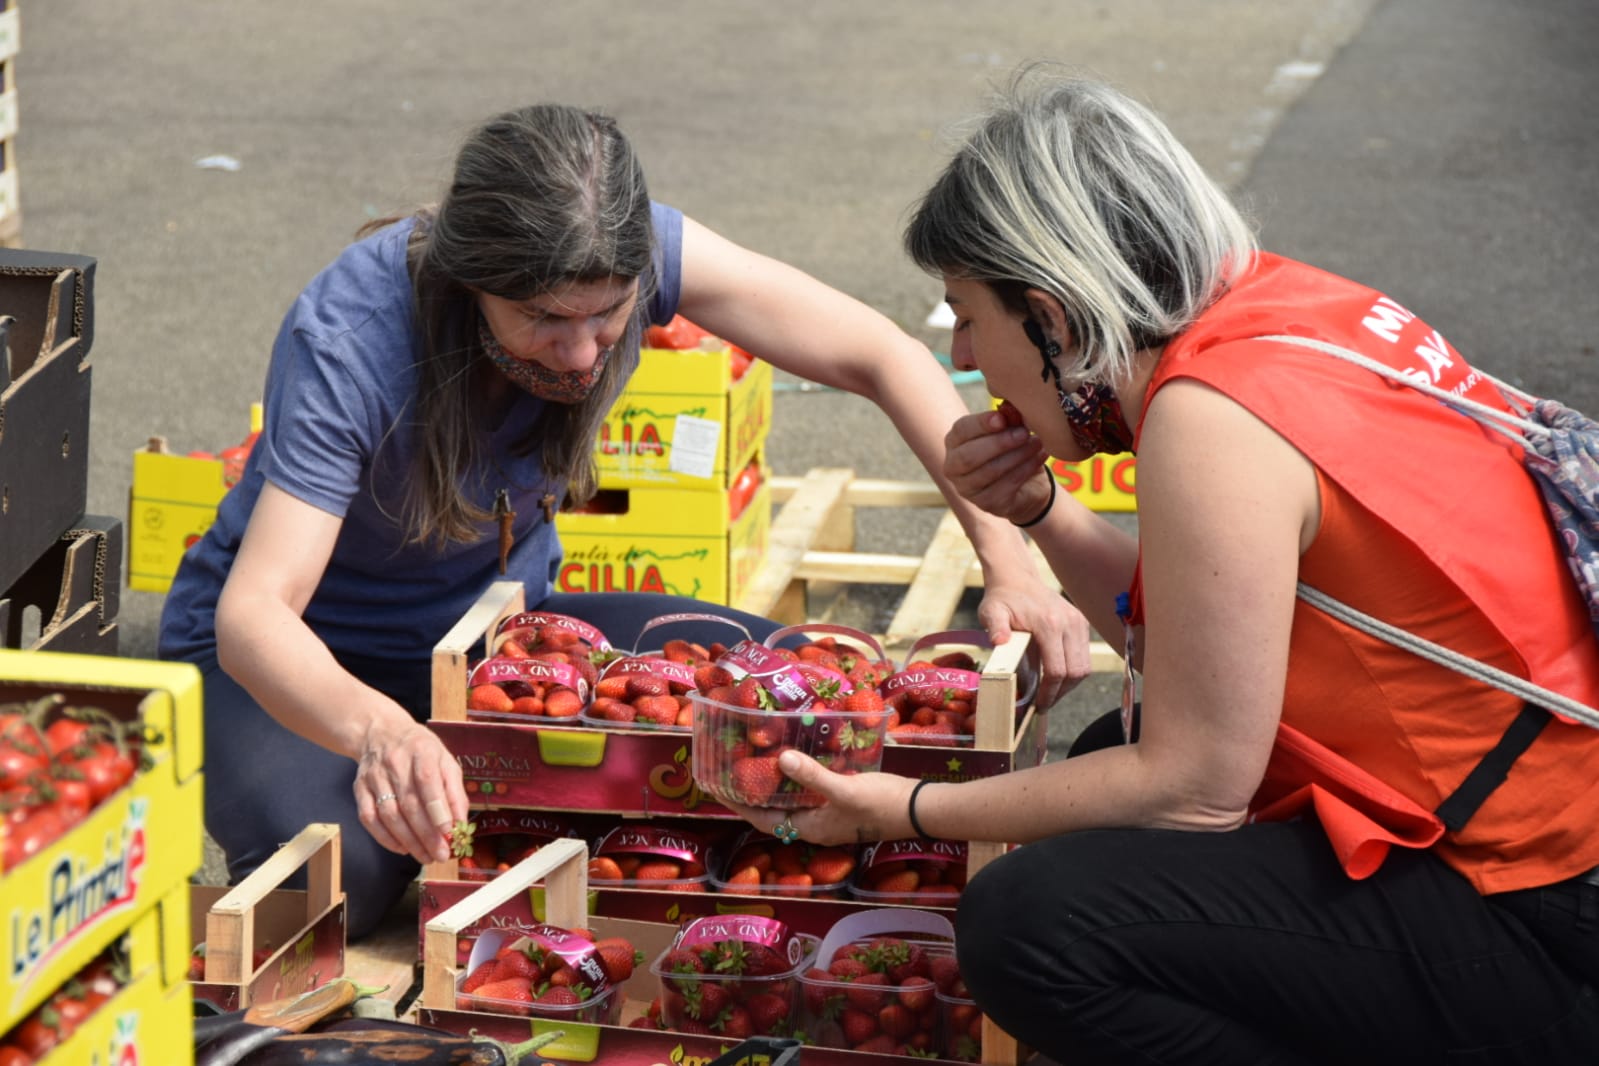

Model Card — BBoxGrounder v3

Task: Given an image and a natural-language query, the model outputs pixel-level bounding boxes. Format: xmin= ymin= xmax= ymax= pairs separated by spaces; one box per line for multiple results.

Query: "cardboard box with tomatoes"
xmin=127 ymin=404 xmax=261 ymax=594
xmin=2 ymin=884 xmax=195 ymax=1065
xmin=0 ymin=650 xmax=205 ymax=1035
xmin=596 ymin=316 xmax=770 ymax=492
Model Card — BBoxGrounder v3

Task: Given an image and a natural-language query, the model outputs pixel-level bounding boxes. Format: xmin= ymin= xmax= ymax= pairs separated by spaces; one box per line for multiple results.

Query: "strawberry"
xmin=634 ymin=696 xmax=681 ymax=726
xmin=474 ymin=977 xmax=534 ymax=1006
xmin=662 ymin=639 xmax=706 ymax=664
xmin=593 ymin=937 xmax=642 ymax=983
xmin=498 ymin=638 xmax=532 ymax=659
xmin=535 ymin=985 xmax=584 ymax=1006
xmin=728 ymin=755 xmax=785 ymax=804
xmin=468 ymin=685 xmax=514 ymax=713
xmin=633 ymin=859 xmax=685 ymax=882
xmin=624 ymin=675 xmax=669 ymax=700
xmin=773 ymin=873 xmax=814 ymax=896
xmin=803 ymin=967 xmax=845 ymax=1017
xmin=896 ymin=976 xmax=936 ymax=1013
xmin=682 ymin=980 xmax=731 ymax=1020
xmin=745 ymin=715 xmax=788 ymax=750
xmin=805 ymin=847 xmax=856 ymax=885
xmin=543 ymin=688 xmax=584 ymax=718
xmin=462 ymin=958 xmax=498 ymax=993
xmin=929 ymin=954 xmax=962 ymax=993
xmin=878 ymin=1002 xmax=916 ymax=1039
xmin=852 ymin=1035 xmax=903 ymax=1055
xmin=592 ymin=698 xmax=637 ymax=723
xmin=717 ymin=1004 xmax=755 ymax=1039
xmin=732 ymin=676 xmax=773 ymax=710
xmin=724 ymin=864 xmax=764 ymax=890
xmin=840 ymin=1007 xmax=880 ymax=1045
xmin=659 ymin=948 xmax=706 ymax=981
xmin=845 ymin=972 xmax=892 ymax=1011
xmin=867 ymin=868 xmax=922 ymax=896
xmin=490 ymin=948 xmax=540 ymax=983
xmin=744 ymin=990 xmax=791 ymax=1034
xmin=594 ymin=676 xmax=630 ymax=700
xmin=695 ymin=664 xmax=734 ymax=691
xmin=587 ymin=856 xmax=625 ymax=880
xmin=827 ymin=957 xmax=870 ymax=981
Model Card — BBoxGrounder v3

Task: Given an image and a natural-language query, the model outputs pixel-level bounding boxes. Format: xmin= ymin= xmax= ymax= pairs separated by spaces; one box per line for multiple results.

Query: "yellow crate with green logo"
xmin=554 ymin=475 xmax=770 ymax=606
xmin=31 ymin=884 xmax=194 ymax=1065
xmin=0 ymin=651 xmax=204 ymax=1032
xmin=595 ymin=346 xmax=771 ymax=490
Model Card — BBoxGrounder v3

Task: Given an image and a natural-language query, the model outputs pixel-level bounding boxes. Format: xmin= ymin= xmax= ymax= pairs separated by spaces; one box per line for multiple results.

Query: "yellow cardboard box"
xmin=1051 ymin=452 xmax=1137 ymax=512
xmin=127 ymin=405 xmax=261 ymax=593
xmin=35 ymin=886 xmax=194 ymax=1066
xmin=0 ymin=651 xmax=204 ymax=1031
xmin=554 ymin=477 xmax=771 ymax=606
xmin=595 ymin=346 xmax=771 ymax=490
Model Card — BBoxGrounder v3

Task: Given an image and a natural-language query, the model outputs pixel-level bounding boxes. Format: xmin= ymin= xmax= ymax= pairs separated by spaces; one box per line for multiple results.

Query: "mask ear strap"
xmin=1023 ymin=319 xmax=1064 ymax=385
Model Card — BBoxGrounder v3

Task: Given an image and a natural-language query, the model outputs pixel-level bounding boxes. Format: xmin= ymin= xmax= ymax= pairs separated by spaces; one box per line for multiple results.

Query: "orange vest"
xmin=1132 ymin=253 xmax=1599 ymax=892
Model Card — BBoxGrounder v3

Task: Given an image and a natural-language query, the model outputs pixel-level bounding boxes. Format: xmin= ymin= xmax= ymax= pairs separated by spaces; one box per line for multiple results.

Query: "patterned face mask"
xmin=1058 ymin=380 xmax=1135 ymax=455
xmin=479 ymin=314 xmax=610 ymax=405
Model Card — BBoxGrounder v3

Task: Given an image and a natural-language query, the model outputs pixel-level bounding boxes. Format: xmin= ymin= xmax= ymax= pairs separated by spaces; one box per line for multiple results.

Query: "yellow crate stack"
xmin=556 ymin=339 xmax=773 ymax=606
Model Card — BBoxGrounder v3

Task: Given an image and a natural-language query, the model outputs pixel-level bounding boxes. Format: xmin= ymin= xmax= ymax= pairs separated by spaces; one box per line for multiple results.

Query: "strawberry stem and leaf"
xmin=449 ymin=820 xmax=477 ymax=859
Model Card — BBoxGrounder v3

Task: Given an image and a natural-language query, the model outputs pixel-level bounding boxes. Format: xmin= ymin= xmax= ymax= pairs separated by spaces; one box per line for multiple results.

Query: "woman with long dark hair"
xmin=160 ymin=103 xmax=1089 ymax=937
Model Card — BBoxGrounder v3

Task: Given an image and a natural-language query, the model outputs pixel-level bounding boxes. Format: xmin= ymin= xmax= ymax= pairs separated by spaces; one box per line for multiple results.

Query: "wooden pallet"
xmin=741 ymin=468 xmax=1121 ymax=670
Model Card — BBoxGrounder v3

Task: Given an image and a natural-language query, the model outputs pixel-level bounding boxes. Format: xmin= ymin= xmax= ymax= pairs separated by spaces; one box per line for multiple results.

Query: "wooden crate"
xmin=745 ymin=468 xmax=1120 ymax=670
xmin=189 ymin=822 xmax=349 ymax=1011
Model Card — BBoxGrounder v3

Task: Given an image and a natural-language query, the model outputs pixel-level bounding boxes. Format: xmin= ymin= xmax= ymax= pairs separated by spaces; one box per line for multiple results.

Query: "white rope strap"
xmin=1296 ymin=583 xmax=1599 ymax=730
xmin=1258 ymin=333 xmax=1549 ymax=443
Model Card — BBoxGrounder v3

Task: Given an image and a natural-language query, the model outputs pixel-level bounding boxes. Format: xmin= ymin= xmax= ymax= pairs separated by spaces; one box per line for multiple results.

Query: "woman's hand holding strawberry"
xmin=943 ymin=407 xmax=1053 ymax=526
xmin=354 ymin=712 xmax=469 ymax=863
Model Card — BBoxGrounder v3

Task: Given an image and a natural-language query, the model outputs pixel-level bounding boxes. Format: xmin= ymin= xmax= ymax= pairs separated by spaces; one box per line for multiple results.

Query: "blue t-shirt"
xmin=159 ymin=203 xmax=684 ymax=667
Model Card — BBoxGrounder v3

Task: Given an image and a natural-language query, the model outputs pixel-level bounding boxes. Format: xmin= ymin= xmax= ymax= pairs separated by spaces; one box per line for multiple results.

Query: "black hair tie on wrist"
xmin=908 ymin=778 xmax=937 ymax=841
xmin=1013 ymin=475 xmax=1057 ymax=529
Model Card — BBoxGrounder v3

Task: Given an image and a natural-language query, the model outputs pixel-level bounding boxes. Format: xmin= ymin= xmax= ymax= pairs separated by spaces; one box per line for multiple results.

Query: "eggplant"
xmin=233 ymin=1028 xmax=565 ymax=1065
xmin=194 ymin=978 xmax=386 ymax=1066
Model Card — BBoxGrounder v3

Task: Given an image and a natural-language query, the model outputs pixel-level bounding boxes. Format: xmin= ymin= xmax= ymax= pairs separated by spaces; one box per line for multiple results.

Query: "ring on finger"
xmin=375 ymin=792 xmax=398 ymax=805
xmin=772 ymin=816 xmax=799 ymax=844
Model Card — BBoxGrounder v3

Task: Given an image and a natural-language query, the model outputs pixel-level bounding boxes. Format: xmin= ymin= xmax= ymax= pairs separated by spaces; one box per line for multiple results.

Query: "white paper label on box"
xmin=669 ymin=415 xmax=721 ymax=479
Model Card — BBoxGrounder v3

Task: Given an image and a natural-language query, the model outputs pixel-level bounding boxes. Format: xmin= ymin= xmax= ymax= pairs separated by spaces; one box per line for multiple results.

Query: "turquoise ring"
xmin=772 ymin=817 xmax=800 ymax=844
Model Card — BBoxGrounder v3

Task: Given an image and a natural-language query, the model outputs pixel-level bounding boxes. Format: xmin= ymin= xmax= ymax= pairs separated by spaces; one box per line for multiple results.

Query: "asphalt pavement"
xmin=10 ymin=0 xmax=1596 ymax=746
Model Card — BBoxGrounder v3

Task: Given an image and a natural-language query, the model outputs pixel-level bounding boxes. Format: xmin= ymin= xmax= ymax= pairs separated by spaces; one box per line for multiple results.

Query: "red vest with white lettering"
xmin=1136 ymin=253 xmax=1599 ymax=892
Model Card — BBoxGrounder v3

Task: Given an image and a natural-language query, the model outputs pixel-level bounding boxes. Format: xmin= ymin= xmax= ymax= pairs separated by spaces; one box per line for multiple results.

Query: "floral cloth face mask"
xmin=479 ymin=314 xmax=609 ymax=405
xmin=1031 ymin=324 xmax=1135 ymax=454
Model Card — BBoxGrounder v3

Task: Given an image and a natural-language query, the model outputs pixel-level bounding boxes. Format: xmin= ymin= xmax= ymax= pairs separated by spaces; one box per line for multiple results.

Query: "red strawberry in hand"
xmin=728 ymin=755 xmax=786 ymax=804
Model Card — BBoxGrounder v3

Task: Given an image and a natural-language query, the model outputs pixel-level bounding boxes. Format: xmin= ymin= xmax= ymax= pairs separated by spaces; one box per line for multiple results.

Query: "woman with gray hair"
xmin=159 ymin=102 xmax=1091 ymax=938
xmin=737 ymin=71 xmax=1599 ymax=1060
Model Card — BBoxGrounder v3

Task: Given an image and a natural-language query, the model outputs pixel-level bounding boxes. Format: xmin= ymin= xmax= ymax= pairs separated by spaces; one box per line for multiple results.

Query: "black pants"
xmin=201 ymin=592 xmax=781 ymax=939
xmin=955 ymin=712 xmax=1599 ymax=1064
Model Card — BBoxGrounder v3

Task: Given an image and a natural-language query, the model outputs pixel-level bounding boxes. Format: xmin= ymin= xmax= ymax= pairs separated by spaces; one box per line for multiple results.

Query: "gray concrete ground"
xmin=12 ymin=0 xmax=1599 ymax=880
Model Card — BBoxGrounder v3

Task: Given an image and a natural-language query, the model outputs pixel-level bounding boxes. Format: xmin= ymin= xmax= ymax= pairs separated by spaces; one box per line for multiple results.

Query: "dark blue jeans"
xmin=201 ymin=592 xmax=781 ymax=939
xmin=956 ymin=712 xmax=1599 ymax=1064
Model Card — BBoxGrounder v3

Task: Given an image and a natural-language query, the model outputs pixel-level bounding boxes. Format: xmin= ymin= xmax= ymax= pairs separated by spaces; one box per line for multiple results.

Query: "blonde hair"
xmin=906 ymin=66 xmax=1257 ymax=386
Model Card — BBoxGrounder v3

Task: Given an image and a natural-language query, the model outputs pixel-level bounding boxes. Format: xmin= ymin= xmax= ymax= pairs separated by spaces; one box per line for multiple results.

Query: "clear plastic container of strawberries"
xmin=690 ymin=626 xmax=895 ymax=809
xmin=585 ymin=823 xmax=715 ymax=892
xmin=648 ymin=914 xmax=819 ymax=1038
xmin=464 ymin=612 xmax=613 ymax=721
xmin=712 ymin=826 xmax=861 ymax=898
xmin=455 ymin=924 xmax=643 ymax=1023
xmin=799 ymin=909 xmax=960 ymax=1057
xmin=879 ymin=630 xmax=1039 ymax=747
xmin=582 ymin=613 xmax=751 ymax=732
xmin=847 ymin=838 xmax=970 ymax=906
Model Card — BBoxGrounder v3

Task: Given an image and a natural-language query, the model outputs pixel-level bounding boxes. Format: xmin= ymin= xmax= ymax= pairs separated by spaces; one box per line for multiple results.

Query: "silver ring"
xmin=772 ymin=816 xmax=799 ymax=844
xmin=375 ymin=792 xmax=397 ymax=805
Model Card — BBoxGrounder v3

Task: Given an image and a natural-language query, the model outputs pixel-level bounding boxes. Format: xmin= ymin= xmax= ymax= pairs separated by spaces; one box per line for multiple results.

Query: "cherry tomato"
xmin=4 ymin=807 xmax=66 ymax=871
xmin=11 ymin=1010 xmax=63 ymax=1059
xmin=0 ymin=1046 xmax=35 ymax=1066
xmin=44 ymin=717 xmax=97 ymax=757
xmin=61 ymin=741 xmax=136 ymax=803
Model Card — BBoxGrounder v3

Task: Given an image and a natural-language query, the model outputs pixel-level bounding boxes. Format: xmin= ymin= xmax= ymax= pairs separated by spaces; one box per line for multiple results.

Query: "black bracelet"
xmin=1013 ymin=475 xmax=1057 ymax=529
xmin=907 ymin=778 xmax=937 ymax=841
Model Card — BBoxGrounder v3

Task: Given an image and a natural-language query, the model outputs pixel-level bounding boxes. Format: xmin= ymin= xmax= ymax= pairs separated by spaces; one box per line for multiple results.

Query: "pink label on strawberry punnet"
xmin=600 ymin=656 xmax=695 ymax=687
xmin=597 ymin=825 xmax=707 ymax=865
xmin=518 ymin=925 xmax=609 ymax=994
xmin=718 ymin=640 xmax=821 ymax=711
xmin=471 ymin=811 xmax=575 ymax=838
xmin=864 ymin=837 xmax=969 ymax=866
xmin=495 ymin=611 xmax=613 ymax=651
xmin=880 ymin=666 xmax=982 ymax=698
xmin=469 ymin=656 xmax=588 ymax=698
xmin=675 ymin=914 xmax=791 ymax=952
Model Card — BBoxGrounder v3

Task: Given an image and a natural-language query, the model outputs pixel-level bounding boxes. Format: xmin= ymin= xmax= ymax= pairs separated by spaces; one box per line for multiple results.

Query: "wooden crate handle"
xmin=420 ymin=836 xmax=590 ymax=1011
xmin=431 ymin=580 xmax=525 ymax=725
xmin=204 ymin=822 xmax=343 ymax=984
